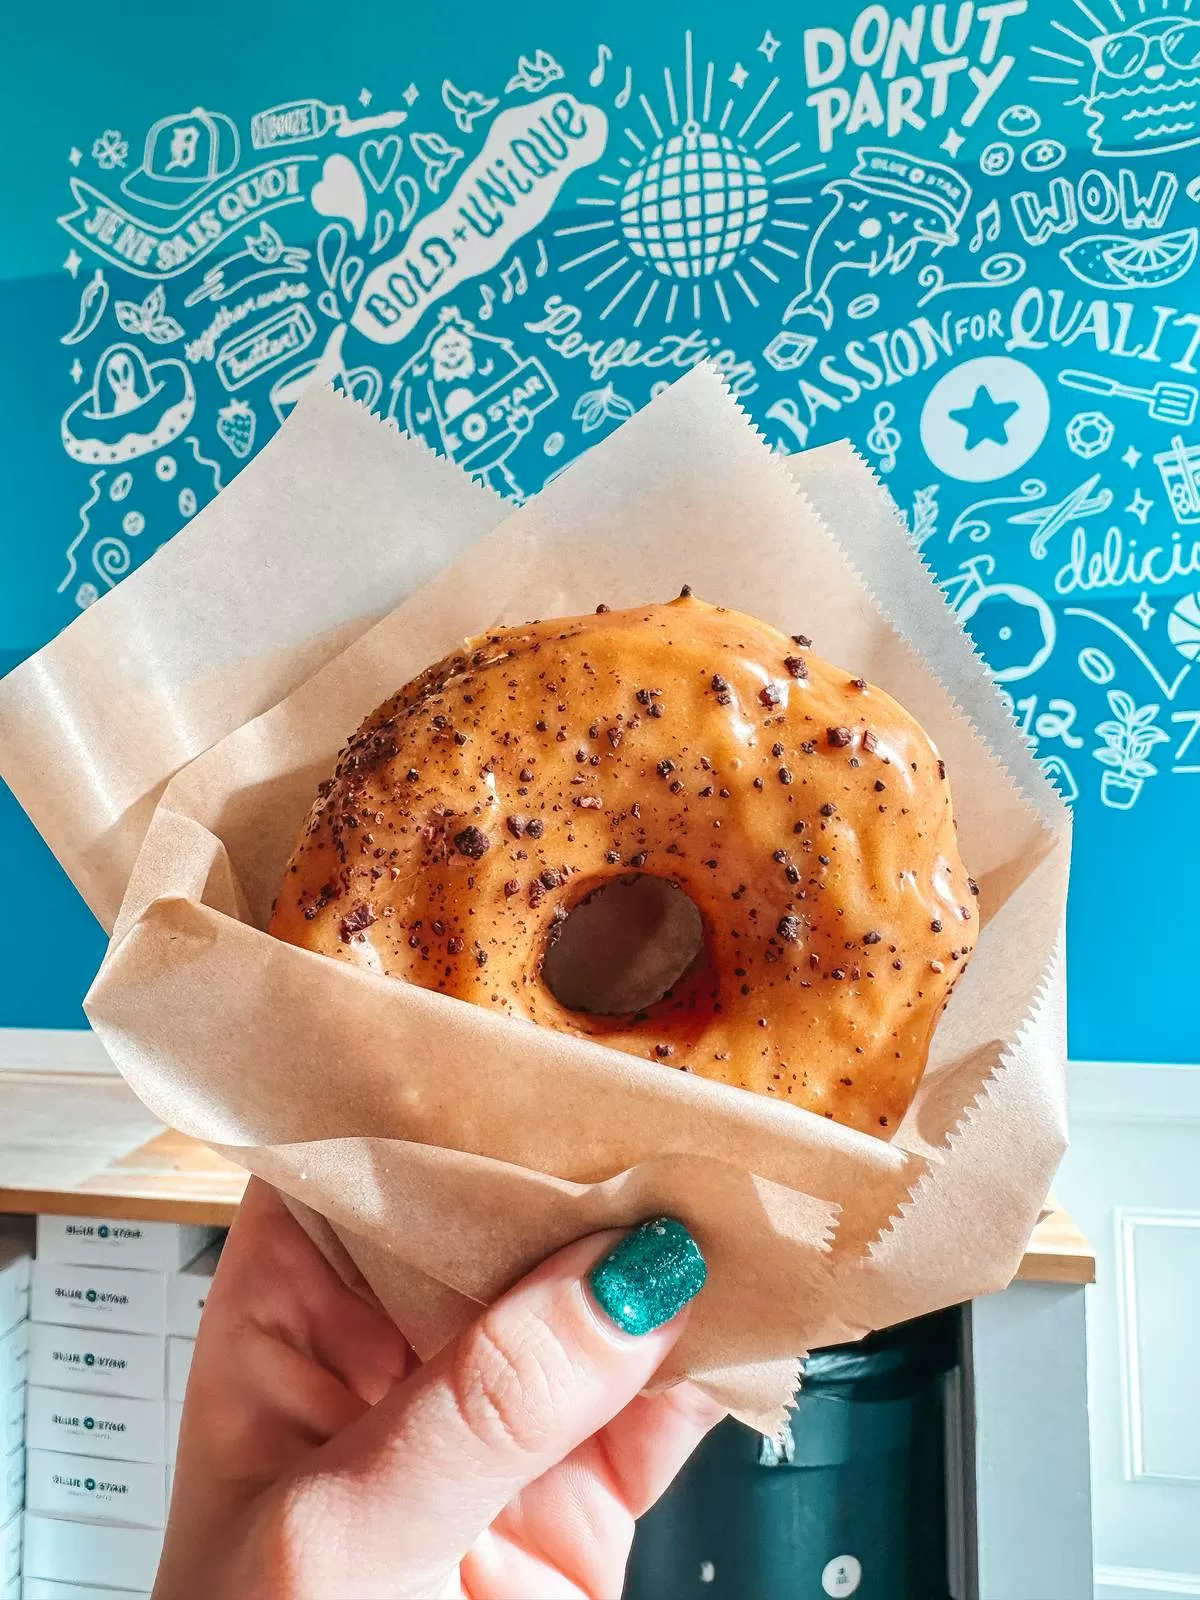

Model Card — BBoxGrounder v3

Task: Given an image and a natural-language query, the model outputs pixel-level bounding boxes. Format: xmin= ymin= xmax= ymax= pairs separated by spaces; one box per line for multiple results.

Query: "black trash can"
xmin=624 ymin=1311 xmax=960 ymax=1600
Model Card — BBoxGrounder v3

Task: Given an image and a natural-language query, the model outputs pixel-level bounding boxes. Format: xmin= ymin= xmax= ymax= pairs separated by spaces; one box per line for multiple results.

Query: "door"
xmin=1059 ymin=1063 xmax=1200 ymax=1600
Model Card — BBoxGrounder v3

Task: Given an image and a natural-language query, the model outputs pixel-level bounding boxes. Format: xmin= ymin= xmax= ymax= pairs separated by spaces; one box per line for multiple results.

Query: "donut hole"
xmin=542 ymin=875 xmax=704 ymax=1017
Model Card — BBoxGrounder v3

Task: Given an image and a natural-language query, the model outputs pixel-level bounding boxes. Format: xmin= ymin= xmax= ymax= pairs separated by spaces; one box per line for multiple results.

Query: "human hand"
xmin=154 ymin=1180 xmax=720 ymax=1599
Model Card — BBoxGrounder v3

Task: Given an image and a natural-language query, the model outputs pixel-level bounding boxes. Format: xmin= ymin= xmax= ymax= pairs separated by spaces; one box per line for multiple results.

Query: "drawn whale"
xmin=785 ymin=182 xmax=955 ymax=331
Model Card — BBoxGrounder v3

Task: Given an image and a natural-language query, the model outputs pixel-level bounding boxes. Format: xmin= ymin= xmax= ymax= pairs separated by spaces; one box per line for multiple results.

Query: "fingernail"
xmin=588 ymin=1217 xmax=707 ymax=1336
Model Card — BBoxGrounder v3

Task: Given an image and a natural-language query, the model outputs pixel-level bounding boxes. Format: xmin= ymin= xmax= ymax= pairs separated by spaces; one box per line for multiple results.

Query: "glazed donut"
xmin=270 ymin=593 xmax=978 ymax=1138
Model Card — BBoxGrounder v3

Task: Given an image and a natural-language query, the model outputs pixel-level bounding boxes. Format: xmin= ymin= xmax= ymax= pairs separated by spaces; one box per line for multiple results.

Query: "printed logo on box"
xmin=54 ymin=1285 xmax=130 ymax=1306
xmin=51 ymin=1469 xmax=129 ymax=1498
xmin=49 ymin=1408 xmax=127 ymax=1435
xmin=64 ymin=1222 xmax=143 ymax=1241
xmin=52 ymin=1347 xmax=127 ymax=1371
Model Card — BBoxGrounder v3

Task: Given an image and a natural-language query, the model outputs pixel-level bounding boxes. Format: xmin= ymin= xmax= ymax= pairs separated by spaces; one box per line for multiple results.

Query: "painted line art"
xmin=39 ymin=7 xmax=1200 ymax=835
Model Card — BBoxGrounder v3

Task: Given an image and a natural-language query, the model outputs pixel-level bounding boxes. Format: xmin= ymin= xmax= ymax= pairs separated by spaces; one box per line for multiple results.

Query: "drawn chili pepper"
xmin=60 ymin=268 xmax=109 ymax=347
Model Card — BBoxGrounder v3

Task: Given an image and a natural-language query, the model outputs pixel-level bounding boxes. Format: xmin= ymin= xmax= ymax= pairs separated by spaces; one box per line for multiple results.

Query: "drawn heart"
xmin=317 ymin=222 xmax=347 ymax=289
xmin=395 ymin=174 xmax=421 ymax=230
xmin=317 ymin=288 xmax=341 ymax=319
xmin=371 ymin=208 xmax=395 ymax=255
xmin=359 ymin=135 xmax=403 ymax=194
xmin=340 ymin=256 xmax=364 ymax=301
xmin=311 ymin=154 xmax=367 ymax=240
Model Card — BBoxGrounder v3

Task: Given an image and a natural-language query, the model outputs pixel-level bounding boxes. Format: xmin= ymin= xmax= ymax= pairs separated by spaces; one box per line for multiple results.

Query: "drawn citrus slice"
xmin=1101 ymin=229 xmax=1199 ymax=287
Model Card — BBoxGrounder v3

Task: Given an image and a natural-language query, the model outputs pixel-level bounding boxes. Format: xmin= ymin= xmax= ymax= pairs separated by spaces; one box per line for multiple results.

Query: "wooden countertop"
xmin=0 ymin=1073 xmax=1096 ymax=1284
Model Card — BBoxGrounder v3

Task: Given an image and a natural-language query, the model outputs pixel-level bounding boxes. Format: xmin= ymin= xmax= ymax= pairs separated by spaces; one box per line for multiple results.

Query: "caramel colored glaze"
xmin=269 ymin=594 xmax=978 ymax=1138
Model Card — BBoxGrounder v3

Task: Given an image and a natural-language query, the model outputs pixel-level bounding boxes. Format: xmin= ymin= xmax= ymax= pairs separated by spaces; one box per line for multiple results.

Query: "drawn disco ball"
xmin=620 ymin=129 xmax=769 ymax=280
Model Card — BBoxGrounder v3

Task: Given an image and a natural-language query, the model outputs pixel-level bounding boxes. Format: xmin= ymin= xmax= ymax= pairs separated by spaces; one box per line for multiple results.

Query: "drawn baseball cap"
xmin=121 ymin=107 xmax=240 ymax=211
xmin=835 ymin=146 xmax=971 ymax=243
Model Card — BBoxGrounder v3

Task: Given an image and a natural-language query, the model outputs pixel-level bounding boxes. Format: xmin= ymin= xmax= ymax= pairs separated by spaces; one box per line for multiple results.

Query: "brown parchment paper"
xmin=0 ymin=370 xmax=1071 ymax=1431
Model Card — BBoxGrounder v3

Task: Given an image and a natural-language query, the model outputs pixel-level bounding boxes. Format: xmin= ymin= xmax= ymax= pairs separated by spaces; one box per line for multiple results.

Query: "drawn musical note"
xmin=478 ymin=283 xmax=495 ymax=321
xmin=970 ymin=198 xmax=1002 ymax=255
xmin=866 ymin=401 xmax=902 ymax=474
xmin=535 ymin=239 xmax=549 ymax=277
xmin=589 ymin=43 xmax=612 ymax=88
xmin=501 ymin=257 xmax=528 ymax=303
xmin=615 ymin=66 xmax=633 ymax=109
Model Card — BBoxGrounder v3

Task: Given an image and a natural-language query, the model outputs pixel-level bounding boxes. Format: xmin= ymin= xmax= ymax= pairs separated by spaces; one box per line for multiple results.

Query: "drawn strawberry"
xmin=216 ymin=399 xmax=256 ymax=460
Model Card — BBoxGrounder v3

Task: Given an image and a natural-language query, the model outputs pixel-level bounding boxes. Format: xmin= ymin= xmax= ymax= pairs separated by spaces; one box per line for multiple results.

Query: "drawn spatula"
xmin=1058 ymin=369 xmax=1197 ymax=427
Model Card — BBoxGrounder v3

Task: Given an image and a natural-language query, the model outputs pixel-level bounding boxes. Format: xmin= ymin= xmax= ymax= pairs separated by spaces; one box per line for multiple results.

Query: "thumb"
xmin=308 ymin=1218 xmax=706 ymax=1584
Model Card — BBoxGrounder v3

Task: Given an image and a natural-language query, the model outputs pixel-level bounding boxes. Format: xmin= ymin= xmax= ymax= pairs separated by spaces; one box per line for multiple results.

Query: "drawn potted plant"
xmin=1093 ymin=690 xmax=1170 ymax=810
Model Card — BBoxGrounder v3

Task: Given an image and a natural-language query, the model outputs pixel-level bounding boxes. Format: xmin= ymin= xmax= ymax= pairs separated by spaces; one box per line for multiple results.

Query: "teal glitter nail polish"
xmin=588 ymin=1217 xmax=707 ymax=1336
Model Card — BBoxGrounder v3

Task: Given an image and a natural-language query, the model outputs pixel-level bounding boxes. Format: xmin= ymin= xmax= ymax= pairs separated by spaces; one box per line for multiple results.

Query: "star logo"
xmin=358 ymin=87 xmax=373 ymax=107
xmin=1127 ymin=490 xmax=1153 ymax=526
xmin=940 ymin=128 xmax=964 ymax=159
xmin=729 ymin=62 xmax=749 ymax=89
xmin=949 ymin=386 xmax=1020 ymax=450
xmin=757 ymin=30 xmax=781 ymax=62
xmin=63 ymin=249 xmax=82 ymax=278
xmin=403 ymin=83 xmax=420 ymax=105
xmin=1133 ymin=593 xmax=1156 ymax=631
xmin=69 ymin=358 xmax=83 ymax=383
xmin=1122 ymin=445 xmax=1142 ymax=470
xmin=68 ymin=146 xmax=82 ymax=167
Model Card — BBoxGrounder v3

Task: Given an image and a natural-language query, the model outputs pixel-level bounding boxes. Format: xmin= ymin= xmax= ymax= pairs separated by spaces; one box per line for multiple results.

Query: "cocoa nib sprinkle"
xmin=783 ymin=656 xmax=808 ymax=679
xmin=827 ymin=726 xmax=852 ymax=749
xmin=447 ymin=936 xmax=465 ymax=955
xmin=453 ymin=826 xmax=490 ymax=859
xmin=777 ymin=915 xmax=802 ymax=943
xmin=759 ymin=683 xmax=782 ymax=708
xmin=506 ymin=815 xmax=527 ymax=839
xmin=338 ymin=904 xmax=376 ymax=943
xmin=791 ymin=634 xmax=812 ymax=648
xmin=526 ymin=818 xmax=545 ymax=839
xmin=863 ymin=730 xmax=879 ymax=754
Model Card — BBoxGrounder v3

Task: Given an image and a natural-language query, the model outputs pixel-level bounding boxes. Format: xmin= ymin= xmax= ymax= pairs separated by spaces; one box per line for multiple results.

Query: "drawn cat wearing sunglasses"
xmin=1083 ymin=17 xmax=1200 ymax=158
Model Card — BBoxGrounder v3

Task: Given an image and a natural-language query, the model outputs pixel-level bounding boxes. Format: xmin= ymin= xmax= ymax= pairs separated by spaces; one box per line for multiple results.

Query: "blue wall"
xmin=3 ymin=0 xmax=1199 ymax=1059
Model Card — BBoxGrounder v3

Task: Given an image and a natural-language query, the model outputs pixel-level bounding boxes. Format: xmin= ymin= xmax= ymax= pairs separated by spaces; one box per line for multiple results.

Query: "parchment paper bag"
xmin=0 ymin=370 xmax=1070 ymax=1430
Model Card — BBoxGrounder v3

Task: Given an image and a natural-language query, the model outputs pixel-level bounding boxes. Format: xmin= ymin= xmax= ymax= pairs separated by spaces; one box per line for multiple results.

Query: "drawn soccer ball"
xmin=1065 ymin=410 xmax=1115 ymax=460
xmin=620 ymin=130 xmax=768 ymax=280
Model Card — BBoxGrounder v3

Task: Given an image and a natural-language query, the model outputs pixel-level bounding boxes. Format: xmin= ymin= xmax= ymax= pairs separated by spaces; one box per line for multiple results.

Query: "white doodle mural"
xmin=32 ymin=0 xmax=1200 ymax=850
